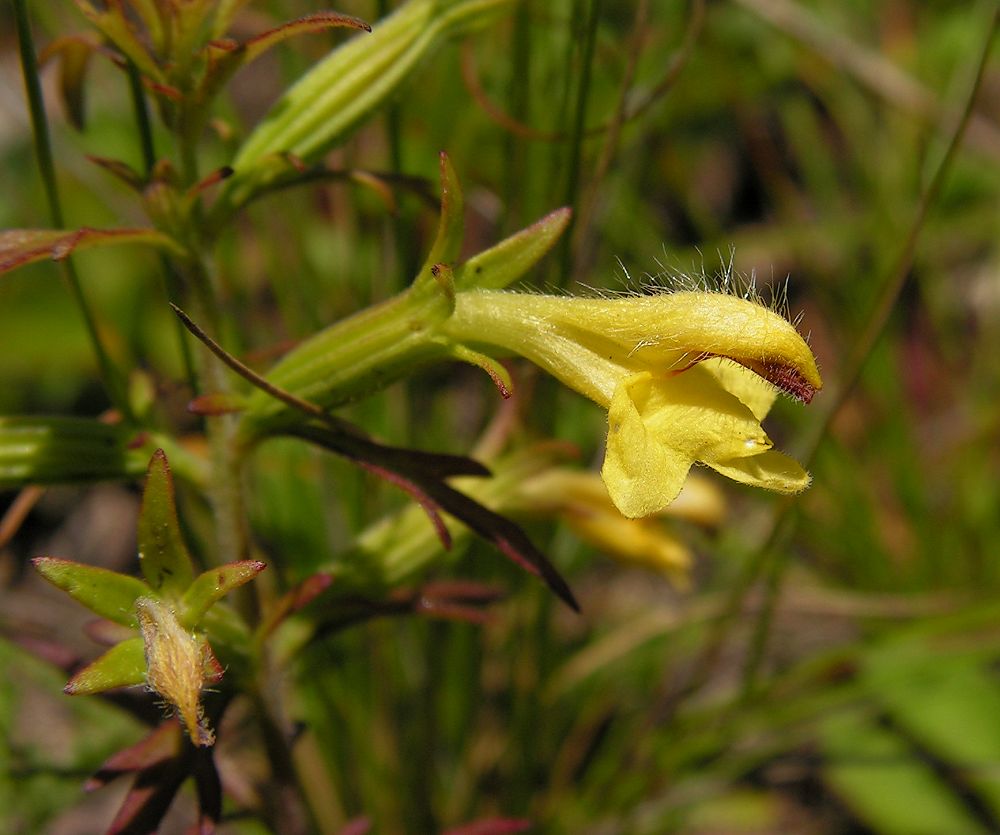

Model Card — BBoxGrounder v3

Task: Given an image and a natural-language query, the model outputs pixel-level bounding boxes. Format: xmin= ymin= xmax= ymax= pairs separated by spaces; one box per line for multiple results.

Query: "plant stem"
xmin=556 ymin=0 xmax=602 ymax=285
xmin=125 ymin=59 xmax=156 ymax=175
xmin=12 ymin=0 xmax=132 ymax=421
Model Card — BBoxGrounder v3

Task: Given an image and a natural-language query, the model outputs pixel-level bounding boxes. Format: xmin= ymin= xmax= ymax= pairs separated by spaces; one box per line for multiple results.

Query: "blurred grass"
xmin=3 ymin=0 xmax=1000 ymax=832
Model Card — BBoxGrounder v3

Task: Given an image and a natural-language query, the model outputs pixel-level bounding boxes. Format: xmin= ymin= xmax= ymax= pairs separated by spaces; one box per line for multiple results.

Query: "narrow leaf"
xmin=107 ymin=757 xmax=188 ymax=835
xmin=193 ymin=745 xmax=223 ymax=833
xmin=179 ymin=560 xmax=266 ymax=627
xmin=257 ymin=573 xmax=334 ymax=640
xmin=0 ymin=227 xmax=182 ymax=276
xmin=39 ymin=34 xmax=97 ymax=129
xmin=87 ymin=155 xmax=145 ymax=190
xmin=65 ymin=636 xmax=146 ymax=695
xmin=820 ymin=709 xmax=988 ymax=835
xmin=444 ymin=819 xmax=533 ymax=835
xmin=419 ymin=477 xmax=580 ymax=612
xmin=449 ymin=344 xmax=513 ymax=398
xmin=33 ymin=557 xmax=148 ymax=626
xmin=85 ymin=720 xmax=181 ymax=792
xmin=286 ymin=422 xmax=578 ymax=611
xmin=241 ymin=12 xmax=371 ymax=64
xmin=71 ymin=0 xmax=163 ymax=82
xmin=137 ymin=450 xmax=196 ymax=595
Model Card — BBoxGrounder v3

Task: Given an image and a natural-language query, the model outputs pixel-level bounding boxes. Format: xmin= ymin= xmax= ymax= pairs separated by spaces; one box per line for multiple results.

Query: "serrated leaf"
xmin=33 ymin=557 xmax=148 ymax=626
xmin=137 ymin=450 xmax=196 ymax=595
xmin=65 ymin=637 xmax=147 ymax=695
xmin=455 ymin=207 xmax=570 ymax=291
xmin=0 ymin=227 xmax=183 ymax=276
xmin=179 ymin=560 xmax=266 ymax=627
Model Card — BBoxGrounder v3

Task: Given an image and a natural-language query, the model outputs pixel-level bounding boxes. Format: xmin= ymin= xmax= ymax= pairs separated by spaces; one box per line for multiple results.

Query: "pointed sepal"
xmin=33 ymin=557 xmax=148 ymax=627
xmin=455 ymin=207 xmax=570 ymax=291
xmin=418 ymin=152 xmax=466 ymax=279
xmin=179 ymin=560 xmax=266 ymax=628
xmin=65 ymin=636 xmax=146 ymax=695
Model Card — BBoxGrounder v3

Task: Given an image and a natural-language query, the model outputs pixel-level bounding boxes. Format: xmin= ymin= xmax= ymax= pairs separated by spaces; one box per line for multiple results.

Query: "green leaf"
xmin=0 ymin=416 xmax=148 ymax=488
xmin=33 ymin=558 xmax=148 ymax=626
xmin=137 ymin=450 xmax=196 ymax=596
xmin=179 ymin=560 xmax=266 ymax=628
xmin=819 ymin=709 xmax=988 ymax=835
xmin=72 ymin=0 xmax=163 ymax=82
xmin=864 ymin=641 xmax=1000 ymax=819
xmin=0 ymin=227 xmax=183 ymax=276
xmin=455 ymin=207 xmax=571 ymax=291
xmin=65 ymin=637 xmax=147 ymax=695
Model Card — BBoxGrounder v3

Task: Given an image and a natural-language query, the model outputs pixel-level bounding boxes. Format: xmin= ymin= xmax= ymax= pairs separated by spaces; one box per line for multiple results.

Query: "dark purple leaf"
xmin=444 ymin=818 xmax=533 ymax=835
xmin=85 ymin=721 xmax=181 ymax=792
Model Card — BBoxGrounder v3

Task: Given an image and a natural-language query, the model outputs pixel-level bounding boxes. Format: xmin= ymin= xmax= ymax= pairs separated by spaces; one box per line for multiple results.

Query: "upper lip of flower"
xmin=446 ymin=288 xmax=823 ymax=406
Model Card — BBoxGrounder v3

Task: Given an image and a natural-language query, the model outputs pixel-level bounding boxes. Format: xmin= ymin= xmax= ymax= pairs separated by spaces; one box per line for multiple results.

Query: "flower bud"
xmin=136 ymin=597 xmax=218 ymax=746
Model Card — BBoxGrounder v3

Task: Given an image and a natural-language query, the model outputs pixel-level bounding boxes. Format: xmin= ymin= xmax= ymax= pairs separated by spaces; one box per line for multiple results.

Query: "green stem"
xmin=125 ymin=59 xmax=156 ymax=175
xmin=183 ymin=260 xmax=250 ymax=573
xmin=556 ymin=0 xmax=601 ymax=284
xmin=12 ymin=0 xmax=133 ymax=421
xmin=123 ymin=55 xmax=200 ymax=389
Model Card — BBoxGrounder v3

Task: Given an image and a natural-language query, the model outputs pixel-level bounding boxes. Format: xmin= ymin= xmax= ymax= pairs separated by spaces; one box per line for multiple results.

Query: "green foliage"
xmin=3 ymin=0 xmax=1000 ymax=833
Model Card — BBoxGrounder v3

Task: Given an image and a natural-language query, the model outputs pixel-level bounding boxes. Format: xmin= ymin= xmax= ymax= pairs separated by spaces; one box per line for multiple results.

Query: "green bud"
xmin=223 ymin=0 xmax=513 ymax=210
xmin=0 ymin=416 xmax=147 ymax=488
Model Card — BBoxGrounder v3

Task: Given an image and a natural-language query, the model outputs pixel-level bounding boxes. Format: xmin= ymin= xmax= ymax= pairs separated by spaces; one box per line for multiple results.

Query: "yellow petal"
xmin=565 ymin=506 xmax=692 ymax=585
xmin=602 ymin=370 xmax=772 ymax=517
xmin=700 ymin=357 xmax=777 ymax=420
xmin=707 ymin=449 xmax=811 ymax=493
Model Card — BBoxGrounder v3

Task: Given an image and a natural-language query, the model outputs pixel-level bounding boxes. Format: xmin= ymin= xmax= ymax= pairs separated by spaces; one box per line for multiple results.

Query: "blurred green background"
xmin=3 ymin=0 xmax=1000 ymax=832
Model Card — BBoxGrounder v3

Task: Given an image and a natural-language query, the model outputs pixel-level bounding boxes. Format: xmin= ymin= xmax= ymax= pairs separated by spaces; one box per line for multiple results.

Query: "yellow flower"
xmin=445 ymin=288 xmax=822 ymax=517
xmin=515 ymin=468 xmax=726 ymax=585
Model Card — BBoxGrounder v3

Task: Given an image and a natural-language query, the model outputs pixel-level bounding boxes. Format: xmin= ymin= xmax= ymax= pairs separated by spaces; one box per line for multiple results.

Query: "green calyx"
xmin=237 ymin=154 xmax=570 ymax=442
